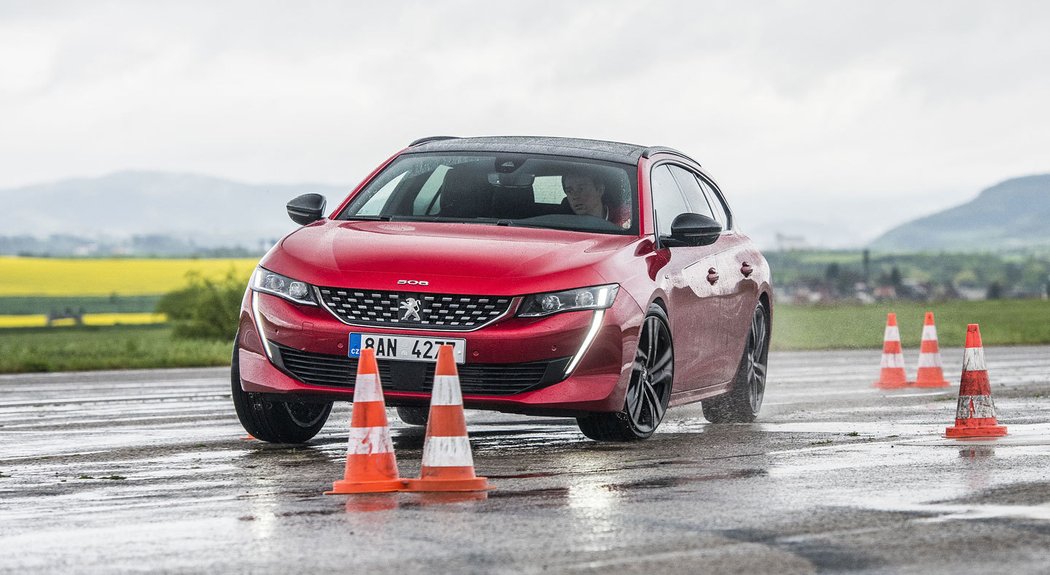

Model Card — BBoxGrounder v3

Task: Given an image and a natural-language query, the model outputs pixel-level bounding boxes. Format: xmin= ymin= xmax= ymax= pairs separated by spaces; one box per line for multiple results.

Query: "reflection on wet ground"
xmin=1 ymin=347 xmax=1050 ymax=572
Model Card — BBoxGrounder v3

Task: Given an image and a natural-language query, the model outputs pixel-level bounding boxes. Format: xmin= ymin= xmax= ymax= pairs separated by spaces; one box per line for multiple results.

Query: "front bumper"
xmin=235 ymin=289 xmax=643 ymax=416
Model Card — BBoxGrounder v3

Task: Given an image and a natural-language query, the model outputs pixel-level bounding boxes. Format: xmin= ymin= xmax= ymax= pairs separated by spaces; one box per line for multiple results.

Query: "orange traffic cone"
xmin=326 ymin=348 xmax=405 ymax=494
xmin=911 ymin=312 xmax=951 ymax=388
xmin=874 ymin=312 xmax=908 ymax=389
xmin=404 ymin=345 xmax=490 ymax=493
xmin=946 ymin=324 xmax=1007 ymax=438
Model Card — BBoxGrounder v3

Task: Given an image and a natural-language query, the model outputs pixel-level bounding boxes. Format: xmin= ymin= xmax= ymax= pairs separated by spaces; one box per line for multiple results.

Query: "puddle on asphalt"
xmin=276 ymin=508 xmax=342 ymax=517
xmin=919 ymin=503 xmax=1050 ymax=522
xmin=405 ymin=491 xmax=490 ymax=506
xmin=611 ymin=475 xmax=702 ymax=491
xmin=959 ymin=446 xmax=996 ymax=458
xmin=341 ymin=493 xmax=400 ymax=513
xmin=897 ymin=423 xmax=1050 ymax=447
xmin=856 ymin=499 xmax=1050 ymax=523
xmin=603 ymin=468 xmax=767 ymax=492
xmin=487 ymin=469 xmax=766 ymax=503
xmin=333 ymin=491 xmax=491 ymax=512
xmin=489 ymin=487 xmax=570 ymax=500
xmin=332 ymin=467 xmax=768 ymax=513
xmin=759 ymin=421 xmax=936 ymax=437
xmin=486 ymin=471 xmax=561 ymax=479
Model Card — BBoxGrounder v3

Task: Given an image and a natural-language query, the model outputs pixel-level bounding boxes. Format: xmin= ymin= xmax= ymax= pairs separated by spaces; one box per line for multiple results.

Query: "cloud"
xmin=1 ymin=0 xmax=1048 ymax=246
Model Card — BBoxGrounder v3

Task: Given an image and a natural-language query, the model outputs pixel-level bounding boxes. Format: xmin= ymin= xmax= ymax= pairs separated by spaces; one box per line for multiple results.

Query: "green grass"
xmin=0 ymin=295 xmax=161 ymax=315
xmin=0 ymin=325 xmax=232 ymax=373
xmin=772 ymin=299 xmax=1050 ymax=350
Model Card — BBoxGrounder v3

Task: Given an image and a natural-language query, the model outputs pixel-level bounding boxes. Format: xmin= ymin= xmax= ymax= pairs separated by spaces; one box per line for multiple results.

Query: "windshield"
xmin=337 ymin=153 xmax=639 ymax=235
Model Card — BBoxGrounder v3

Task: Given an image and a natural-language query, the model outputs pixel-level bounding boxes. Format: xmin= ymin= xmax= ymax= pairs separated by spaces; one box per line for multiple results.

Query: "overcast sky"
xmin=2 ymin=0 xmax=1048 ymax=247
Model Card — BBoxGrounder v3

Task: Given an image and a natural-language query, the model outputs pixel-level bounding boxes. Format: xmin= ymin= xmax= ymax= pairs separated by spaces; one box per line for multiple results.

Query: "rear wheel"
xmin=231 ymin=340 xmax=332 ymax=443
xmin=577 ymin=304 xmax=673 ymax=441
xmin=396 ymin=406 xmax=429 ymax=426
xmin=702 ymin=301 xmax=770 ymax=423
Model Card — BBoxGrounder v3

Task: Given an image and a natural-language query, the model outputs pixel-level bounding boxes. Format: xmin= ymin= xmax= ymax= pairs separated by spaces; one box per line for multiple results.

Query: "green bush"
xmin=0 ymin=325 xmax=233 ymax=373
xmin=157 ymin=269 xmax=245 ymax=340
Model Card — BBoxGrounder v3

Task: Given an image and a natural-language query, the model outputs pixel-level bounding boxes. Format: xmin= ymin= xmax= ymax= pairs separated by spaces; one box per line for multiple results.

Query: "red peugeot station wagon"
xmin=232 ymin=136 xmax=773 ymax=442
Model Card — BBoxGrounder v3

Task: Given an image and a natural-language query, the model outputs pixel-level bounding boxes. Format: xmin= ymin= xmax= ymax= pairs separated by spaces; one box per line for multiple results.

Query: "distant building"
xmin=775 ymin=233 xmax=809 ymax=251
xmin=873 ymin=285 xmax=897 ymax=300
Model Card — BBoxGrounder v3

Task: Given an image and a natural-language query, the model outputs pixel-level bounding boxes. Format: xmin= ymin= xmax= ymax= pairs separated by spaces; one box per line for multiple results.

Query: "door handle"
xmin=707 ymin=267 xmax=719 ymax=285
xmin=740 ymin=262 xmax=753 ymax=277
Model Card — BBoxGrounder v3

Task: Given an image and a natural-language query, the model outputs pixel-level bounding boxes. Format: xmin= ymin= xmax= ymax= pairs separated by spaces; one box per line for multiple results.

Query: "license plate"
xmin=348 ymin=333 xmax=466 ymax=364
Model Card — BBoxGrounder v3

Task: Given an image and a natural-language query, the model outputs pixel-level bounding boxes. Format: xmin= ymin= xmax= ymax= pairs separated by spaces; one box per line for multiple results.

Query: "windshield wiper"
xmin=346 ymin=215 xmax=519 ymax=227
xmin=460 ymin=218 xmax=517 ymax=227
xmin=344 ymin=215 xmax=393 ymax=221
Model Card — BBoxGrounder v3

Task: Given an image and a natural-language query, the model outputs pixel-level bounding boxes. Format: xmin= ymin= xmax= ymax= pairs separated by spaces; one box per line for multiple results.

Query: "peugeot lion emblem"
xmin=399 ymin=298 xmax=422 ymax=322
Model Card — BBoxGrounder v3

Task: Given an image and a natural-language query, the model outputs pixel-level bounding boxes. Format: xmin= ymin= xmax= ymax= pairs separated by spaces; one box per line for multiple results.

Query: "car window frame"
xmin=696 ymin=172 xmax=733 ymax=231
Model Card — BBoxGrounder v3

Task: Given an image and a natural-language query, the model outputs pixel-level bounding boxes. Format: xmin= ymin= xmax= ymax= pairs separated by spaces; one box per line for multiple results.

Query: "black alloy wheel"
xmin=578 ymin=304 xmax=674 ymax=441
xmin=230 ymin=339 xmax=333 ymax=443
xmin=702 ymin=301 xmax=770 ymax=423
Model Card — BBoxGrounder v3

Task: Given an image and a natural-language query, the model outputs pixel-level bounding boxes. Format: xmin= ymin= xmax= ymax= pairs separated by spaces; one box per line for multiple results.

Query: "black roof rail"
xmin=408 ymin=136 xmax=460 ymax=147
xmin=641 ymin=146 xmax=698 ymax=164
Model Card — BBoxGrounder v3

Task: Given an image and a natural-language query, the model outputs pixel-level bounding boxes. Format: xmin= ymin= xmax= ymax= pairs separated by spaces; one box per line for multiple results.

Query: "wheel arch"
xmin=649 ymin=296 xmax=669 ymax=316
xmin=759 ymin=290 xmax=773 ymax=333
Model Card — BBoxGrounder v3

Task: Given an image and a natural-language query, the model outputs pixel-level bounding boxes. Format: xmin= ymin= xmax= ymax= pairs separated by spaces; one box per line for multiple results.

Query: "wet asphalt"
xmin=1 ymin=346 xmax=1050 ymax=574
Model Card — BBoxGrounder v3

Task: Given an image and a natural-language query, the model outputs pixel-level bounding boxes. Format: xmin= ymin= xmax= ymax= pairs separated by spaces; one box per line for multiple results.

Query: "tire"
xmin=702 ymin=301 xmax=770 ymax=423
xmin=231 ymin=340 xmax=333 ymax=444
xmin=396 ymin=406 xmax=429 ymax=426
xmin=577 ymin=304 xmax=673 ymax=441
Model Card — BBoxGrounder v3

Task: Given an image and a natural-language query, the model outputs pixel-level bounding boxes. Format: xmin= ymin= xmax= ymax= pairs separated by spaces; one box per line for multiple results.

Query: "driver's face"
xmin=563 ymin=175 xmax=604 ymax=218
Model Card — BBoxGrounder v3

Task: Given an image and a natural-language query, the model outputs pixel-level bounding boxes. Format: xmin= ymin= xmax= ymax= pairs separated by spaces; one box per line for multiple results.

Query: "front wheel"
xmin=702 ymin=301 xmax=770 ymax=423
xmin=577 ymin=304 xmax=674 ymax=441
xmin=231 ymin=341 xmax=332 ymax=443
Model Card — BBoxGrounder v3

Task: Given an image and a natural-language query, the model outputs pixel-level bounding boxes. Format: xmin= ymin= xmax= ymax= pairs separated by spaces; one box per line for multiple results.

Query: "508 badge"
xmin=397 ymin=279 xmax=429 ymax=286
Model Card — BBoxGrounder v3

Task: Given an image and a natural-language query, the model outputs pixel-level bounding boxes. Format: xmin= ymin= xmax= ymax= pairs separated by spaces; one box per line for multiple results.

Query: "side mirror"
xmin=287 ymin=194 xmax=327 ymax=226
xmin=670 ymin=213 xmax=722 ymax=246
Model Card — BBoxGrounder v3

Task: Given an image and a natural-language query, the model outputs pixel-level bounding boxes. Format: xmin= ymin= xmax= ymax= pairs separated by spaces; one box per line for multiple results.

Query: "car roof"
xmin=403 ymin=136 xmax=697 ymax=166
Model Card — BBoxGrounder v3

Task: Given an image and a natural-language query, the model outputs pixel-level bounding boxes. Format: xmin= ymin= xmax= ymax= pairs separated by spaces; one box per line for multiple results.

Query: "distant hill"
xmin=1 ymin=171 xmax=347 ymax=255
xmin=870 ymin=174 xmax=1050 ymax=252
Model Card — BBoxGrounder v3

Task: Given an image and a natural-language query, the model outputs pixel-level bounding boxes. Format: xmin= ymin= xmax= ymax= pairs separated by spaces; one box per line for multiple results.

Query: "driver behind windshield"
xmin=561 ymin=169 xmax=631 ymax=229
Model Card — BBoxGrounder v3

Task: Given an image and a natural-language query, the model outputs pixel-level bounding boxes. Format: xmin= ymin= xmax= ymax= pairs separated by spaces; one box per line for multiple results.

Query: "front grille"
xmin=273 ymin=344 xmax=569 ymax=396
xmin=316 ymin=287 xmax=513 ymax=331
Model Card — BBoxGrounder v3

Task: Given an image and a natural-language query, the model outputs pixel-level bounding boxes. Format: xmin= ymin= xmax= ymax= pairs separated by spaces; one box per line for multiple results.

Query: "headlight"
xmin=250 ymin=267 xmax=318 ymax=306
xmin=517 ymin=284 xmax=618 ymax=317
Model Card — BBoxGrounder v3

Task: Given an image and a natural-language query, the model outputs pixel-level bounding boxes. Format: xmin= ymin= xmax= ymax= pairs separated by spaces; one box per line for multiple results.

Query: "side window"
xmin=412 ymin=165 xmax=451 ymax=215
xmin=668 ymin=165 xmax=716 ymax=220
xmin=696 ymin=177 xmax=730 ymax=229
xmin=650 ymin=165 xmax=690 ymax=237
xmin=532 ymin=176 xmax=565 ymax=204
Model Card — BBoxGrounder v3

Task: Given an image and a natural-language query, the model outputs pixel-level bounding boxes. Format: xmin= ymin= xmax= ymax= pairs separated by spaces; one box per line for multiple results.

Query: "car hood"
xmin=264 ymin=220 xmax=637 ymax=295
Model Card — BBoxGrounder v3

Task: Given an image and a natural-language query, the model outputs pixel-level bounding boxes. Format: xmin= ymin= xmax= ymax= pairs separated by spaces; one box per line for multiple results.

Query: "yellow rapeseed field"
xmin=0 ymin=313 xmax=169 ymax=328
xmin=0 ymin=257 xmax=258 ymax=296
xmin=0 ymin=315 xmax=47 ymax=328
